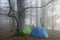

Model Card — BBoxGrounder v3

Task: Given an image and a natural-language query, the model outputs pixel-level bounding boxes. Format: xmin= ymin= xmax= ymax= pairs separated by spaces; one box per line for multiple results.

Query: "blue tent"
xmin=31 ymin=26 xmax=49 ymax=38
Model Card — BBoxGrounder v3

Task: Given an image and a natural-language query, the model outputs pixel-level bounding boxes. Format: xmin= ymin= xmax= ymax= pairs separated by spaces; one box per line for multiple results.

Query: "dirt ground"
xmin=1 ymin=35 xmax=59 ymax=40
xmin=0 ymin=29 xmax=60 ymax=40
xmin=15 ymin=36 xmax=59 ymax=40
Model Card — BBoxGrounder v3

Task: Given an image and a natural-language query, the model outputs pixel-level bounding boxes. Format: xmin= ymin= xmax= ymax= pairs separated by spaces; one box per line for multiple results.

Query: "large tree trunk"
xmin=17 ymin=0 xmax=25 ymax=35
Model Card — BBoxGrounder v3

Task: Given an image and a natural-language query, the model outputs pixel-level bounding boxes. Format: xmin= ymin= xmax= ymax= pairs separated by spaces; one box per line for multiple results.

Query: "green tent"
xmin=22 ymin=26 xmax=31 ymax=35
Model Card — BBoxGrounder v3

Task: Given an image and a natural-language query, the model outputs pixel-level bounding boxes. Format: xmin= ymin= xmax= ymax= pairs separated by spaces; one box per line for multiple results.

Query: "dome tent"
xmin=31 ymin=26 xmax=49 ymax=38
xmin=22 ymin=26 xmax=31 ymax=35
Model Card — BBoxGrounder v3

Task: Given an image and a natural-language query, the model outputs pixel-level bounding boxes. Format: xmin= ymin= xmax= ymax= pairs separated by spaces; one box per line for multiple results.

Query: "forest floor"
xmin=0 ymin=30 xmax=60 ymax=40
xmin=8 ymin=30 xmax=60 ymax=40
xmin=4 ymin=35 xmax=60 ymax=40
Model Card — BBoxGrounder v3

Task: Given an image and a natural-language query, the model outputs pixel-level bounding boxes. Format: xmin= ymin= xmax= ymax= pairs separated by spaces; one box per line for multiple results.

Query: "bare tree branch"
xmin=8 ymin=0 xmax=20 ymax=35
